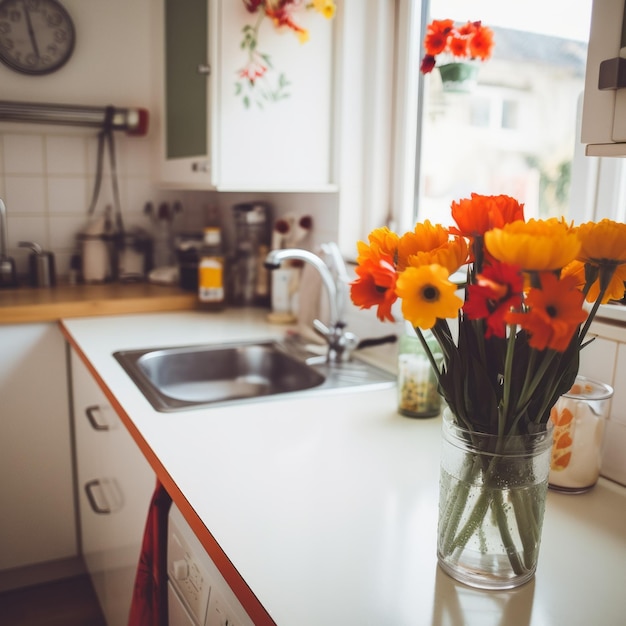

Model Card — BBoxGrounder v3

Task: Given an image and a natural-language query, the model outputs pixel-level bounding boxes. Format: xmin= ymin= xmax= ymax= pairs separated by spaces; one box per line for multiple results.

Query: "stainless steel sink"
xmin=113 ymin=337 xmax=396 ymax=412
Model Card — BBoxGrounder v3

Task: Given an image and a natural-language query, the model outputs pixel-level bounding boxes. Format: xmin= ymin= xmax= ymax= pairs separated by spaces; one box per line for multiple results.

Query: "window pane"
xmin=416 ymin=1 xmax=592 ymax=225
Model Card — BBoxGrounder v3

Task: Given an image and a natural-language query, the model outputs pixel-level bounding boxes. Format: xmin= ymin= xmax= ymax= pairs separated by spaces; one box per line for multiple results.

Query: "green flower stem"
xmin=439 ymin=454 xmax=483 ymax=554
xmin=440 ymin=436 xmax=541 ymax=577
xmin=510 ymin=488 xmax=541 ymax=570
xmin=492 ymin=489 xmax=527 ymax=575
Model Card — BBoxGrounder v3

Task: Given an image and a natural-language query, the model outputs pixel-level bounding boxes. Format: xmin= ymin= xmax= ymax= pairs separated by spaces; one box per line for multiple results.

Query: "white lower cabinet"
xmin=71 ymin=348 xmax=156 ymax=626
xmin=0 ymin=323 xmax=76 ymax=576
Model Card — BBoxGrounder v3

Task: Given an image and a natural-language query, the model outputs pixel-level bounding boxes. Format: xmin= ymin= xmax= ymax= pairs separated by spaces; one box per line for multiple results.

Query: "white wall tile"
xmin=3 ymin=134 xmax=45 ymax=175
xmin=45 ymin=136 xmax=88 ymax=175
xmin=3 ymin=177 xmax=46 ymax=214
xmin=602 ymin=420 xmax=626 ymax=486
xmin=579 ymin=335 xmax=617 ymax=388
xmin=611 ymin=343 xmax=626 ymax=425
xmin=49 ymin=215 xmax=89 ymax=251
xmin=47 ymin=178 xmax=89 ymax=214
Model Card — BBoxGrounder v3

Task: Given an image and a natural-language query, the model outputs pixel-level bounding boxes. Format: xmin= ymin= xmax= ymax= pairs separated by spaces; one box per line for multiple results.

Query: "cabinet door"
xmin=155 ymin=0 xmax=337 ymax=191
xmin=0 ymin=323 xmax=76 ymax=573
xmin=581 ymin=0 xmax=626 ymax=147
xmin=71 ymin=349 xmax=156 ymax=626
xmin=157 ymin=0 xmax=212 ymax=186
xmin=213 ymin=0 xmax=337 ymax=191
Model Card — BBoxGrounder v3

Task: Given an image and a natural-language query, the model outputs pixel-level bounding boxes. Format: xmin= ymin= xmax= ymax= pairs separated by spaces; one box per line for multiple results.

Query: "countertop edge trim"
xmin=58 ymin=320 xmax=277 ymax=626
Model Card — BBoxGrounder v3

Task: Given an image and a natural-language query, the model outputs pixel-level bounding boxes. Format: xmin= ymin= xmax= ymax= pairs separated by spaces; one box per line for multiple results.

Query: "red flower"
xmin=350 ymin=256 xmax=398 ymax=322
xmin=420 ymin=55 xmax=436 ymax=74
xmin=505 ymin=273 xmax=587 ymax=352
xmin=464 ymin=261 xmax=523 ymax=338
xmin=450 ymin=193 xmax=525 ymax=239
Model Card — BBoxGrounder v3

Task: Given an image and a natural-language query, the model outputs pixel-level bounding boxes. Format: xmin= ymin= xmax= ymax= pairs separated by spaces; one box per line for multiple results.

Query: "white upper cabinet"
xmin=581 ymin=0 xmax=626 ymax=156
xmin=155 ymin=0 xmax=338 ymax=191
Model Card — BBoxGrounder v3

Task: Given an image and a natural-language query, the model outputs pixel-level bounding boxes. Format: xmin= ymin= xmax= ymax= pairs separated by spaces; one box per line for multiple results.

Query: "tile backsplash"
xmin=0 ymin=128 xmax=187 ymax=279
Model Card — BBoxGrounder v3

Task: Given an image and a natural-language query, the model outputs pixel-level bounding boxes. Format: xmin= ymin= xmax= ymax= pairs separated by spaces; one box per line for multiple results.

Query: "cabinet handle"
xmin=191 ymin=161 xmax=210 ymax=173
xmin=84 ymin=479 xmax=112 ymax=514
xmin=598 ymin=57 xmax=626 ymax=90
xmin=197 ymin=63 xmax=211 ymax=75
xmin=85 ymin=405 xmax=109 ymax=431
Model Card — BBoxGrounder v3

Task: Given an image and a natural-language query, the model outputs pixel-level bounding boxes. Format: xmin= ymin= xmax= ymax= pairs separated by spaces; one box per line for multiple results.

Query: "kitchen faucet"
xmin=265 ymin=242 xmax=359 ymax=362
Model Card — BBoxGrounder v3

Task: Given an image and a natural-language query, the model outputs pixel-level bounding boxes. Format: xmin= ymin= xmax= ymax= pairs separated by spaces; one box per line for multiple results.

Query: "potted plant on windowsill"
xmin=420 ymin=19 xmax=495 ymax=92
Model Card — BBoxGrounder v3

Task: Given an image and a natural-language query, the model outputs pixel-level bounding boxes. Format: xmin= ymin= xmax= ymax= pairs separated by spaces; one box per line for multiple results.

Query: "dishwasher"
xmin=167 ymin=504 xmax=254 ymax=626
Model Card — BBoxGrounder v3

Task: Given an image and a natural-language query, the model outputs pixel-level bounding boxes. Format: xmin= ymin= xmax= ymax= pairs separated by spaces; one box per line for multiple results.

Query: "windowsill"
xmin=596 ymin=302 xmax=626 ymax=325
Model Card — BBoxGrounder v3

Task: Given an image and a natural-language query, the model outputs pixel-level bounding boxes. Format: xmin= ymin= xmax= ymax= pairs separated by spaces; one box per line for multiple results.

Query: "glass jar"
xmin=548 ymin=375 xmax=614 ymax=493
xmin=397 ymin=328 xmax=442 ymax=418
xmin=438 ymin=409 xmax=553 ymax=589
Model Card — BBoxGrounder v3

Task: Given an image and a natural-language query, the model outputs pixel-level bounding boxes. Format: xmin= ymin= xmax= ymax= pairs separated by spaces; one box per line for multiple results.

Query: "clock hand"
xmin=21 ymin=0 xmax=40 ymax=59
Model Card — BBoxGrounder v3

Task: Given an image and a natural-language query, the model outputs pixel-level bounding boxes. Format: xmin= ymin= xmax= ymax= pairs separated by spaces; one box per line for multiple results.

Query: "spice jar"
xmin=549 ymin=375 xmax=614 ymax=493
xmin=397 ymin=325 xmax=442 ymax=418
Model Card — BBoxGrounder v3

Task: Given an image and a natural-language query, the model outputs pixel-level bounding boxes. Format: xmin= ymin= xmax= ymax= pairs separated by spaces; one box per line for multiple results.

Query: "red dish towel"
xmin=128 ymin=480 xmax=172 ymax=626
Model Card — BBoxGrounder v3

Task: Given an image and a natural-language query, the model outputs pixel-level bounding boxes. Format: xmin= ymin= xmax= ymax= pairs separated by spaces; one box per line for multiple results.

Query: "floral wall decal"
xmin=236 ymin=0 xmax=336 ymax=109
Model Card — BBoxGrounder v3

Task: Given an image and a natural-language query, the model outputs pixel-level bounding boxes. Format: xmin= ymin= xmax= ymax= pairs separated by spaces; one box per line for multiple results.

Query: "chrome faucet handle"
xmin=313 ymin=319 xmax=359 ymax=362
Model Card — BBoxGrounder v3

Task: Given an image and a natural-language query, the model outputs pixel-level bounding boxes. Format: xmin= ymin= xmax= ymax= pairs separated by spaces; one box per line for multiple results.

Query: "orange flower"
xmin=396 ymin=221 xmax=468 ymax=274
xmin=575 ymin=219 xmax=626 ymax=303
xmin=450 ymin=193 xmax=525 ymax=239
xmin=423 ymin=19 xmax=454 ymax=56
xmin=350 ymin=256 xmax=398 ymax=322
xmin=505 ymin=273 xmax=587 ymax=352
xmin=356 ymin=227 xmax=399 ymax=265
xmin=469 ymin=23 xmax=495 ymax=60
xmin=576 ymin=219 xmax=626 ymax=265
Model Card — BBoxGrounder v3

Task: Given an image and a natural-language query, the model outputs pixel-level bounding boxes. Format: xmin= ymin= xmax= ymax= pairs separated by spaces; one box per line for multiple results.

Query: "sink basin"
xmin=114 ymin=337 xmax=396 ymax=412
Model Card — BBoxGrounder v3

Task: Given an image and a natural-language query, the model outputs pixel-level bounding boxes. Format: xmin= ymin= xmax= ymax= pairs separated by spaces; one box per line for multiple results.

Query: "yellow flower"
xmin=396 ymin=264 xmax=463 ymax=329
xmin=297 ymin=28 xmax=310 ymax=44
xmin=576 ymin=219 xmax=626 ymax=265
xmin=485 ymin=218 xmax=581 ymax=271
xmin=312 ymin=0 xmax=336 ymax=19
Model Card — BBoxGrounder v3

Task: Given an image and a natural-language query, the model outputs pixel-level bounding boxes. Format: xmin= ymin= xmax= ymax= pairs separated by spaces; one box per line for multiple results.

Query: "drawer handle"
xmin=84 ymin=479 xmax=111 ymax=514
xmin=85 ymin=405 xmax=109 ymax=431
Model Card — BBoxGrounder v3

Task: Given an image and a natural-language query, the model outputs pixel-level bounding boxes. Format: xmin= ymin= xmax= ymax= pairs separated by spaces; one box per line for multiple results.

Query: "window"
xmin=414 ymin=0 xmax=594 ymax=225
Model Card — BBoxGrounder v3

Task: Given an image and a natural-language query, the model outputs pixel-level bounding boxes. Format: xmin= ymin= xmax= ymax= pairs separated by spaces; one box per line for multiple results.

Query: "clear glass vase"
xmin=437 ymin=410 xmax=553 ymax=589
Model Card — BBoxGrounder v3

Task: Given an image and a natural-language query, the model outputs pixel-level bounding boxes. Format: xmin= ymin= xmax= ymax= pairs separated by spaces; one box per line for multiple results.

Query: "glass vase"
xmin=437 ymin=410 xmax=553 ymax=589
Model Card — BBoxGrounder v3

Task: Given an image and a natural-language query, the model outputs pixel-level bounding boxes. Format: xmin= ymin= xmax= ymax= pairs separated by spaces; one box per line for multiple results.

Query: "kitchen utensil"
xmin=232 ymin=203 xmax=271 ymax=306
xmin=18 ymin=241 xmax=56 ymax=287
xmin=0 ymin=198 xmax=18 ymax=288
xmin=78 ymin=213 xmax=113 ymax=283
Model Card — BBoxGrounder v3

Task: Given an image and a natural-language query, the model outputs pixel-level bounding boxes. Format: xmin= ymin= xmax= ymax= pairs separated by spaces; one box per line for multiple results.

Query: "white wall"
xmin=0 ymin=0 xmax=341 ymax=279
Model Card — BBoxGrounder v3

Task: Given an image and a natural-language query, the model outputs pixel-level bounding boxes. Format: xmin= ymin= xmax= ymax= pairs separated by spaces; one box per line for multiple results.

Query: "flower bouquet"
xmin=236 ymin=0 xmax=336 ymax=108
xmin=350 ymin=194 xmax=626 ymax=587
xmin=420 ymin=19 xmax=495 ymax=74
xmin=420 ymin=19 xmax=495 ymax=92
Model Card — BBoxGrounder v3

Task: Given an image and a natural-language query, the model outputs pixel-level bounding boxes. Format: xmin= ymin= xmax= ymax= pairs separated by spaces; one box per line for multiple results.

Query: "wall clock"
xmin=0 ymin=0 xmax=75 ymax=75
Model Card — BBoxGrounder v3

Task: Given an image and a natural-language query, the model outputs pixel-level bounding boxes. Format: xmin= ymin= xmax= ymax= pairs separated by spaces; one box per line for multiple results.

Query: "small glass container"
xmin=397 ymin=326 xmax=442 ymax=418
xmin=548 ymin=375 xmax=614 ymax=493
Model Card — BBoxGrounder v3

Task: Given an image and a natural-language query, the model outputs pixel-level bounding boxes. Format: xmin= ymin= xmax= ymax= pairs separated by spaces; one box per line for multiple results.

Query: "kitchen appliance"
xmin=0 ymin=198 xmax=18 ymax=288
xmin=167 ymin=504 xmax=253 ymax=626
xmin=18 ymin=241 xmax=56 ymax=287
xmin=232 ymin=203 xmax=271 ymax=306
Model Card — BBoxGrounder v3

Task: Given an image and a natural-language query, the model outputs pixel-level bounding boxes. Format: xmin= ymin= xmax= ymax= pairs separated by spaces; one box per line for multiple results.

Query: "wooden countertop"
xmin=0 ymin=281 xmax=197 ymax=324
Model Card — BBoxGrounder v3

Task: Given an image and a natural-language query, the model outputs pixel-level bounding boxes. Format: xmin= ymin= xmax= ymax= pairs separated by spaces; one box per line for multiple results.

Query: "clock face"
xmin=0 ymin=0 xmax=75 ymax=75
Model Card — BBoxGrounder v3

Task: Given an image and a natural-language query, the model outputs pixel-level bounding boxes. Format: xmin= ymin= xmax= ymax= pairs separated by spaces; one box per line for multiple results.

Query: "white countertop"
xmin=60 ymin=310 xmax=626 ymax=626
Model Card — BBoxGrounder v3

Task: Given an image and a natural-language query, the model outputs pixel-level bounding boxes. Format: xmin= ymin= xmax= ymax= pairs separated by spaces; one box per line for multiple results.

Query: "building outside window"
xmin=416 ymin=2 xmax=592 ymax=226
